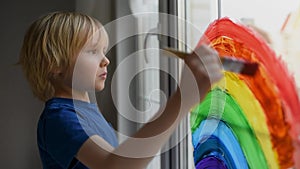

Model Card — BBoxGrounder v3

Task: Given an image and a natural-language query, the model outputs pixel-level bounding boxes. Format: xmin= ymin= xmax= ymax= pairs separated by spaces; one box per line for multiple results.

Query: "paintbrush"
xmin=162 ymin=47 xmax=258 ymax=76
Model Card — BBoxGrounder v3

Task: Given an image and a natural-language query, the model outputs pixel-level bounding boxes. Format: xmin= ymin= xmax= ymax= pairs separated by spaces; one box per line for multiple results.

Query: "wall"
xmin=0 ymin=0 xmax=74 ymax=168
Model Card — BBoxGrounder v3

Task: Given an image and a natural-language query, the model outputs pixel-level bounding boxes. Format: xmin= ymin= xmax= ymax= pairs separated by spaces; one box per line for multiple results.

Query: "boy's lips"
xmin=99 ymin=72 xmax=107 ymax=79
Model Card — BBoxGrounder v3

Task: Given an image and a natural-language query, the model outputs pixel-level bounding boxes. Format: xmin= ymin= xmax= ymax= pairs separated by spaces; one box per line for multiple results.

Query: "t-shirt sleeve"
xmin=43 ymin=107 xmax=90 ymax=169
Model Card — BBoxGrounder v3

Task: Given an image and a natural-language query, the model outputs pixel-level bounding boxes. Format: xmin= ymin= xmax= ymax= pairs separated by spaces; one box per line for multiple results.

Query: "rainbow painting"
xmin=190 ymin=18 xmax=300 ymax=169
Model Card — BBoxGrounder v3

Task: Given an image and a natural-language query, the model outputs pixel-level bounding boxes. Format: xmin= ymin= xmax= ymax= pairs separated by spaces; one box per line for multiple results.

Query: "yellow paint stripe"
xmin=214 ymin=72 xmax=279 ymax=169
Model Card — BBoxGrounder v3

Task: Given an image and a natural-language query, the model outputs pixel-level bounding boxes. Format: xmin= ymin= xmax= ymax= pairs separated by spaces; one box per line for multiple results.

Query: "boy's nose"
xmin=100 ymin=56 xmax=110 ymax=67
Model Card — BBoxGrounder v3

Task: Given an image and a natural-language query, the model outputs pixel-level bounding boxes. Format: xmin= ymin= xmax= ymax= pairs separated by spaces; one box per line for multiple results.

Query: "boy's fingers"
xmin=197 ymin=55 xmax=222 ymax=73
xmin=193 ymin=45 xmax=218 ymax=58
xmin=184 ymin=45 xmax=223 ymax=82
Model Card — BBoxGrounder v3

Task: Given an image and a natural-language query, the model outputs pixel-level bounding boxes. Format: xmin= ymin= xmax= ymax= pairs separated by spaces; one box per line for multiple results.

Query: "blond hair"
xmin=19 ymin=11 xmax=102 ymax=101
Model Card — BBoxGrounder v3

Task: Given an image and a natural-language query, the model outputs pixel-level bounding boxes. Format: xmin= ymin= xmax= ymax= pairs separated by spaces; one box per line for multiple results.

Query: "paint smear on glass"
xmin=218 ymin=72 xmax=278 ymax=169
xmin=191 ymin=88 xmax=268 ymax=169
xmin=209 ymin=36 xmax=293 ymax=167
xmin=194 ymin=17 xmax=300 ymax=168
xmin=193 ymin=119 xmax=248 ymax=169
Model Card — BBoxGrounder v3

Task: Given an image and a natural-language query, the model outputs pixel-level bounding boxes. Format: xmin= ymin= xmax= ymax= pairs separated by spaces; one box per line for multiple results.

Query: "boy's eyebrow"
xmin=89 ymin=38 xmax=101 ymax=48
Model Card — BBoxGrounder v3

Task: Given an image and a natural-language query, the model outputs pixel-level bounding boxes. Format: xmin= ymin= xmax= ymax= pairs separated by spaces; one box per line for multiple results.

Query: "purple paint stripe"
xmin=196 ymin=156 xmax=227 ymax=169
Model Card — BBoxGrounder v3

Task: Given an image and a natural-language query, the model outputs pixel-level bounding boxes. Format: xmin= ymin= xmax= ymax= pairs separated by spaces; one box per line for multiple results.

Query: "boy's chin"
xmin=95 ymin=86 xmax=105 ymax=92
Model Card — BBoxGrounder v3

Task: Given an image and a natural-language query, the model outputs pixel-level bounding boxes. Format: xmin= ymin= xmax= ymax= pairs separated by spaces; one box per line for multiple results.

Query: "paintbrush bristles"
xmin=221 ymin=56 xmax=258 ymax=76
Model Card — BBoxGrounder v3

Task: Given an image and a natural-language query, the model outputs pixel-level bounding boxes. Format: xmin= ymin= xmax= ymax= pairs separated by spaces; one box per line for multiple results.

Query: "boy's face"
xmin=68 ymin=28 xmax=110 ymax=93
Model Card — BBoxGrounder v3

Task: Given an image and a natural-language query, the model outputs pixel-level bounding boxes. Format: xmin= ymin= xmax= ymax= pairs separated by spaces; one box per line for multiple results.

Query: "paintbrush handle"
xmin=163 ymin=48 xmax=188 ymax=59
xmin=163 ymin=47 xmax=236 ymax=63
xmin=162 ymin=47 xmax=258 ymax=76
xmin=163 ymin=47 xmax=233 ymax=62
xmin=163 ymin=48 xmax=190 ymax=59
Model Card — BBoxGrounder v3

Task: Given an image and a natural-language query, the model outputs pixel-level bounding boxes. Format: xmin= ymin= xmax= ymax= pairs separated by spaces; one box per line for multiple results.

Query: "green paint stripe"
xmin=190 ymin=88 xmax=268 ymax=169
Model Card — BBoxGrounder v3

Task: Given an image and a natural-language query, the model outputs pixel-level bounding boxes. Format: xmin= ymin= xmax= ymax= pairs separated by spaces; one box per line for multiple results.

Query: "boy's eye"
xmin=88 ymin=49 xmax=98 ymax=54
xmin=103 ymin=47 xmax=108 ymax=55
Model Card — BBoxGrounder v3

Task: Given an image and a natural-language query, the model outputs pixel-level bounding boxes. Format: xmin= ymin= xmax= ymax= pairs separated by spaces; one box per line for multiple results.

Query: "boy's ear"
xmin=50 ymin=66 xmax=63 ymax=79
xmin=51 ymin=65 xmax=63 ymax=73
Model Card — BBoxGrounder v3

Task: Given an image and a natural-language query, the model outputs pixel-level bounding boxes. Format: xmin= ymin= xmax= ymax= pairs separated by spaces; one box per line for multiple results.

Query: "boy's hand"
xmin=178 ymin=45 xmax=223 ymax=110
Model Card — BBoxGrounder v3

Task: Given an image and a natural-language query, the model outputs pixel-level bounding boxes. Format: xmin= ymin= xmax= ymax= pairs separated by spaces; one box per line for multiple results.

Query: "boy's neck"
xmin=54 ymin=88 xmax=90 ymax=103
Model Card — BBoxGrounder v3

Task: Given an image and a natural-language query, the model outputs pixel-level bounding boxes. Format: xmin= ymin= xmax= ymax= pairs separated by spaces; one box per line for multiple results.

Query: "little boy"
xmin=19 ymin=11 xmax=223 ymax=169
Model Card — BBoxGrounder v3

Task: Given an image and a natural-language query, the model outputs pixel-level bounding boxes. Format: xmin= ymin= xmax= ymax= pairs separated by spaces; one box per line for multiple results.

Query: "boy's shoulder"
xmin=41 ymin=97 xmax=77 ymax=120
xmin=45 ymin=98 xmax=75 ymax=109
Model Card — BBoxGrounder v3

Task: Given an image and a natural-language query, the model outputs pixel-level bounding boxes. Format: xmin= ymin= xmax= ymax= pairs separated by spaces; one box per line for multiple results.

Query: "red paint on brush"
xmin=198 ymin=17 xmax=300 ymax=168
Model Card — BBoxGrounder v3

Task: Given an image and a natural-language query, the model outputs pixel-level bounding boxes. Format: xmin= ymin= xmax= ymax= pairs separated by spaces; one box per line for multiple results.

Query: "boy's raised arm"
xmin=77 ymin=45 xmax=223 ymax=169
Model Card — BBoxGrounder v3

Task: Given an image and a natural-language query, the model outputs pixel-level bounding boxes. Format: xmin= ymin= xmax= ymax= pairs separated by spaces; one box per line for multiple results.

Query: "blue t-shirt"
xmin=37 ymin=97 xmax=119 ymax=169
